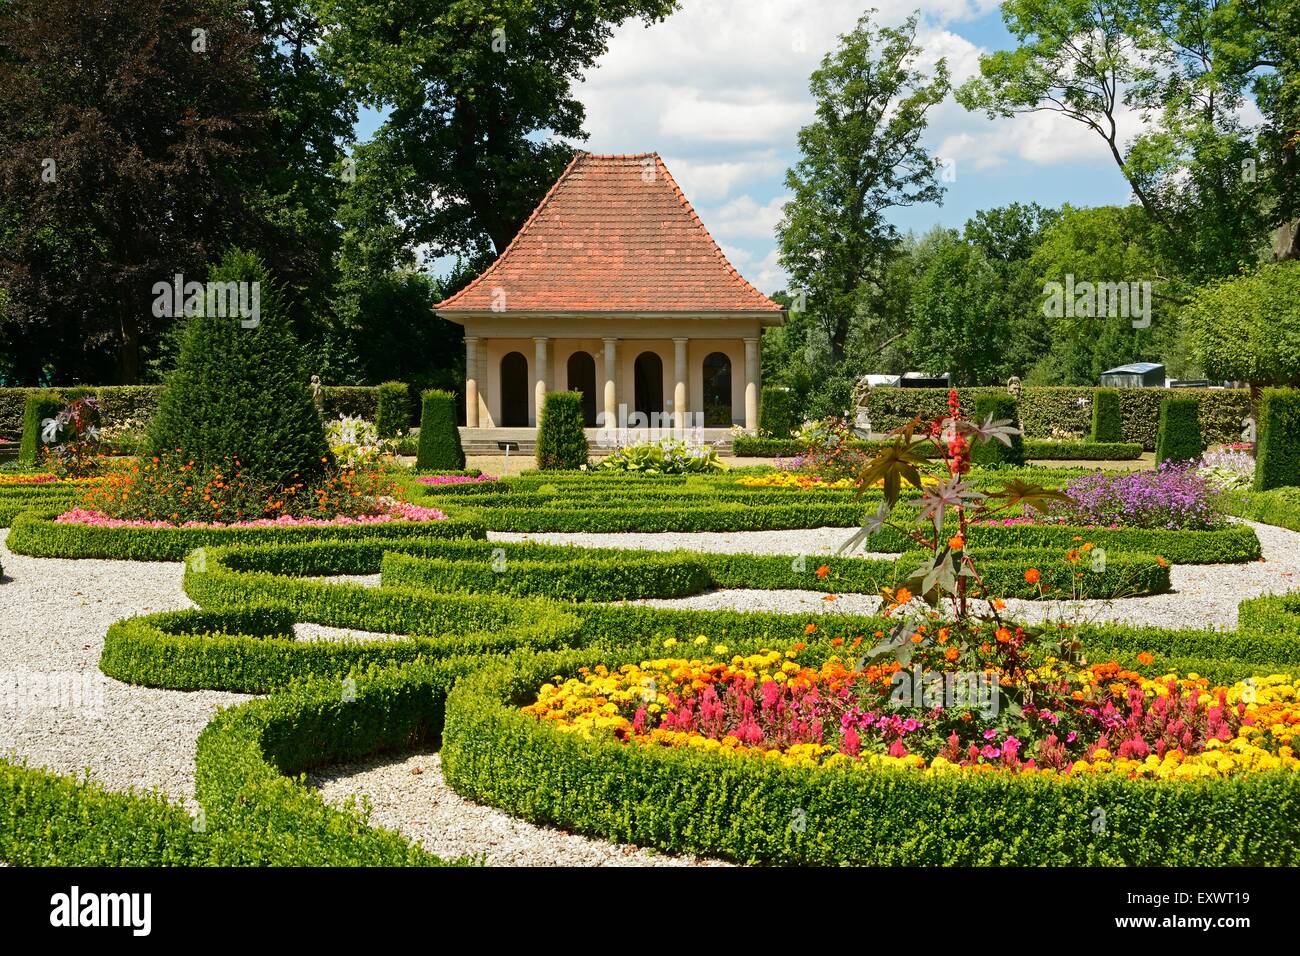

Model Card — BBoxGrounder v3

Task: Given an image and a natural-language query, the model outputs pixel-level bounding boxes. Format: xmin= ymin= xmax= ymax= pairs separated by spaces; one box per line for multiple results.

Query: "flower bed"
xmin=416 ymin=474 xmax=497 ymax=485
xmin=521 ymin=644 xmax=1297 ymax=780
xmin=54 ymin=500 xmax=447 ymax=528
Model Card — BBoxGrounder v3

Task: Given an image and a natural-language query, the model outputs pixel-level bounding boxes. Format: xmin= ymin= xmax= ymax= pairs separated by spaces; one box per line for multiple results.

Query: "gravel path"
xmin=491 ymin=526 xmax=871 ymax=556
xmin=620 ymin=520 xmax=1298 ymax=632
xmin=307 ymin=751 xmax=729 ymax=867
xmin=0 ymin=528 xmax=247 ymax=809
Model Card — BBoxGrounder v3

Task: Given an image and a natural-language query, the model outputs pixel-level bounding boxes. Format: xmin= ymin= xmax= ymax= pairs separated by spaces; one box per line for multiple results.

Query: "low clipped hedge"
xmin=4 ymin=509 xmax=486 ymax=561
xmin=731 ymin=436 xmax=1142 ymax=460
xmin=0 ymin=485 xmax=81 ymax=527
xmin=441 ymin=646 xmax=1300 ymax=866
xmin=0 ymin=759 xmax=201 ymax=865
xmin=1222 ymin=487 xmax=1300 ymax=531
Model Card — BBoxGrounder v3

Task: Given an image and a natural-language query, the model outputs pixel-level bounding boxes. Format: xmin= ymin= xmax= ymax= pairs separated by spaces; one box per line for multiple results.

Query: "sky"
xmin=357 ymin=0 xmax=1147 ymax=294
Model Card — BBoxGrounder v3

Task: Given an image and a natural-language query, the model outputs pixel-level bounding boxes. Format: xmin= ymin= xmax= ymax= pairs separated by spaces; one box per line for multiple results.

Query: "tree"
xmin=148 ymin=249 xmax=331 ymax=486
xmin=777 ymin=11 xmax=950 ymax=366
xmin=904 ymin=230 xmax=1006 ymax=386
xmin=1025 ymin=205 xmax=1176 ymax=384
xmin=957 ymin=0 xmax=1266 ymax=279
xmin=309 ymin=0 xmax=677 ymax=260
xmin=0 ymin=0 xmax=264 ymax=384
xmin=1185 ymin=261 xmax=1300 ymax=408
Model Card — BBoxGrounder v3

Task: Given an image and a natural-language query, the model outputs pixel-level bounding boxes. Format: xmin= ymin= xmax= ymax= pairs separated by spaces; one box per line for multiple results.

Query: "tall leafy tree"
xmin=957 ymin=0 xmax=1265 ymax=278
xmin=0 ymin=0 xmax=264 ymax=384
xmin=309 ymin=0 xmax=678 ymax=260
xmin=776 ymin=10 xmax=950 ymax=368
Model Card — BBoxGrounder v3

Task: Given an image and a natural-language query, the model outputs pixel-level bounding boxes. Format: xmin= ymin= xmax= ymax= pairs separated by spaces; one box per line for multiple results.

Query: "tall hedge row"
xmin=375 ymin=381 xmax=411 ymax=438
xmin=862 ymin=386 xmax=1248 ymax=451
xmin=1255 ymin=387 xmax=1300 ymax=491
xmin=0 ymin=385 xmax=386 ymax=444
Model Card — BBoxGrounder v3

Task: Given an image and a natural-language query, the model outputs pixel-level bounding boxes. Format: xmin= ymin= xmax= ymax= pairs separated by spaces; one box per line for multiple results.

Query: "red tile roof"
xmin=434 ymin=152 xmax=784 ymax=315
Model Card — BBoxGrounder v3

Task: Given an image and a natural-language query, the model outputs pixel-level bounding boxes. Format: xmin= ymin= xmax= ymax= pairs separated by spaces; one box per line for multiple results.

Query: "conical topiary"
xmin=147 ymin=248 xmax=332 ymax=486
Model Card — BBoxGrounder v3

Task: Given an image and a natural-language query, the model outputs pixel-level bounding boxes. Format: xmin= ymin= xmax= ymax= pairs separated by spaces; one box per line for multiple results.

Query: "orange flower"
xmin=894 ymin=587 xmax=913 ymax=605
xmin=831 ymin=637 xmax=844 ymax=646
xmin=1066 ymin=549 xmax=1080 ymax=562
xmin=992 ymin=598 xmax=1006 ymax=611
xmin=948 ymin=534 xmax=965 ymax=551
xmin=1024 ymin=568 xmax=1041 ymax=585
xmin=1137 ymin=651 xmax=1155 ymax=666
xmin=995 ymin=627 xmax=1012 ymax=643
xmin=815 ymin=564 xmax=831 ymax=578
xmin=937 ymin=627 xmax=950 ymax=644
xmin=804 ymin=623 xmax=817 ymax=635
xmin=1155 ymin=556 xmax=1169 ymax=568
xmin=944 ymin=646 xmax=959 ymax=661
xmin=910 ymin=633 xmax=923 ymax=643
xmin=823 ymin=594 xmax=838 ymax=602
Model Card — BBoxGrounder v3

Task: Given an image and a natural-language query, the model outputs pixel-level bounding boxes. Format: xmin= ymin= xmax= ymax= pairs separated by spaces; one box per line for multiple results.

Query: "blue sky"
xmin=356 ymin=1 xmax=1140 ymax=293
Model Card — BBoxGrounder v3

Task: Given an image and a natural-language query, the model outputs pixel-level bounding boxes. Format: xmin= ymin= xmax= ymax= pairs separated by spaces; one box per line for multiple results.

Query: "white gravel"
xmin=0 ymin=528 xmax=247 ymax=809
xmin=306 ymin=751 xmax=729 ymax=867
xmin=490 ymin=526 xmax=870 ymax=556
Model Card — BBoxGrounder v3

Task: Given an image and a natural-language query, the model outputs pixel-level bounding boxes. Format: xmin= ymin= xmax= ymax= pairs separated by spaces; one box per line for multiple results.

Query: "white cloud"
xmin=703 ymin=194 xmax=789 ymax=240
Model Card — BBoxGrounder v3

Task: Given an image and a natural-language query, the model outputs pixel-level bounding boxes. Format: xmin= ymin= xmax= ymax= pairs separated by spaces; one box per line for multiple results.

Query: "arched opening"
xmin=499 ymin=351 xmax=529 ymax=427
xmin=566 ymin=351 xmax=598 ymax=427
xmin=702 ymin=351 xmax=733 ymax=426
xmin=634 ymin=351 xmax=664 ymax=420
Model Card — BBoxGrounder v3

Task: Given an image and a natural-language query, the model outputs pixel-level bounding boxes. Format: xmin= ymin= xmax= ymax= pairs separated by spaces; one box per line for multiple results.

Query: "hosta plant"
xmin=597 ymin=439 xmax=724 ymax=474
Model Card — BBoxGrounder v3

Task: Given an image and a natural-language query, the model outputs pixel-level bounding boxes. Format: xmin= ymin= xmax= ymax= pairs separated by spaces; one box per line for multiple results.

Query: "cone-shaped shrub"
xmin=536 ymin=391 xmax=589 ymax=470
xmin=759 ymin=387 xmax=800 ymax=439
xmin=375 ymin=381 xmax=410 ymax=438
xmin=147 ymin=249 xmax=331 ymax=486
xmin=969 ymin=394 xmax=1024 ymax=466
xmin=416 ymin=389 xmax=465 ymax=470
xmin=19 ymin=393 xmax=68 ymax=465
xmin=1255 ymin=387 xmax=1300 ymax=491
xmin=1091 ymin=388 xmax=1123 ymax=443
xmin=1155 ymin=396 xmax=1202 ymax=464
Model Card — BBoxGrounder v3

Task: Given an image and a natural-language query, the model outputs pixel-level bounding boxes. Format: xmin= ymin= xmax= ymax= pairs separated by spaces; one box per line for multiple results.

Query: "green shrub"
xmin=758 ymin=387 xmax=800 ymax=439
xmin=375 ymin=381 xmax=410 ymax=438
xmin=19 ymin=393 xmax=66 ymax=465
xmin=1222 ymin=486 xmax=1300 ymax=530
xmin=441 ymin=648 xmax=1300 ymax=866
xmin=148 ymin=249 xmax=331 ymax=485
xmin=415 ymin=389 xmax=465 ymax=470
xmin=1254 ymin=387 xmax=1300 ymax=491
xmin=1091 ymin=388 xmax=1123 ymax=443
xmin=535 ymin=391 xmax=589 ymax=470
xmin=732 ymin=436 xmax=1139 ymax=460
xmin=1156 ymin=396 xmax=1202 ymax=464
xmin=968 ymin=394 xmax=1024 ymax=466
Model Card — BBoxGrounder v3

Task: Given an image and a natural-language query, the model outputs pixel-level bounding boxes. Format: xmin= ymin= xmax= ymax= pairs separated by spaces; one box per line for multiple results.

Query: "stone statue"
xmin=309 ymin=374 xmax=324 ymax=415
xmin=1007 ymin=376 xmax=1022 ymax=400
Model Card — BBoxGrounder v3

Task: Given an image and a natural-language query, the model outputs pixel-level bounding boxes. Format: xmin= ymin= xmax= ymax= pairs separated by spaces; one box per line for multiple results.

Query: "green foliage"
xmin=1156 ymin=396 xmax=1203 ymax=464
xmin=442 ymin=648 xmax=1300 ymax=866
xmin=732 ymin=436 xmax=1142 ymax=460
xmin=968 ymin=394 xmax=1024 ymax=466
xmin=758 ymin=387 xmax=800 ymax=439
xmin=147 ymin=249 xmax=332 ymax=486
xmin=535 ymin=391 xmax=589 ymax=470
xmin=776 ymin=10 xmax=949 ymax=370
xmin=1091 ymin=388 xmax=1123 ymax=442
xmin=1254 ymin=387 xmax=1300 ymax=491
xmin=415 ymin=389 xmax=464 ymax=471
xmin=1221 ymin=486 xmax=1300 ymax=531
xmin=374 ymin=380 xmax=410 ymax=438
xmin=18 ymin=392 xmax=65 ymax=465
xmin=596 ymin=439 xmax=722 ymax=475
xmin=1186 ymin=261 xmax=1300 ymax=387
xmin=5 ymin=509 xmax=485 ymax=561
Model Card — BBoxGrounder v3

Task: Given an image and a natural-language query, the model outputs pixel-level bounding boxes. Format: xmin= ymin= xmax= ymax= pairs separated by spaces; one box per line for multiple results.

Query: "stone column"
xmin=602 ymin=337 xmax=618 ymax=430
xmin=744 ymin=336 xmax=761 ymax=432
xmin=533 ymin=336 xmax=549 ymax=427
xmin=464 ymin=336 xmax=480 ymax=428
xmin=673 ymin=337 xmax=689 ymax=436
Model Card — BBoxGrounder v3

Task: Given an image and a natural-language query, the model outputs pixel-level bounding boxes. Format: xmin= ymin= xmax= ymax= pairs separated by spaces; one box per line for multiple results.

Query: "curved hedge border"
xmin=4 ymin=509 xmax=487 ymax=560
xmin=441 ymin=645 xmax=1300 ymax=866
xmin=0 ymin=486 xmax=81 ymax=527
